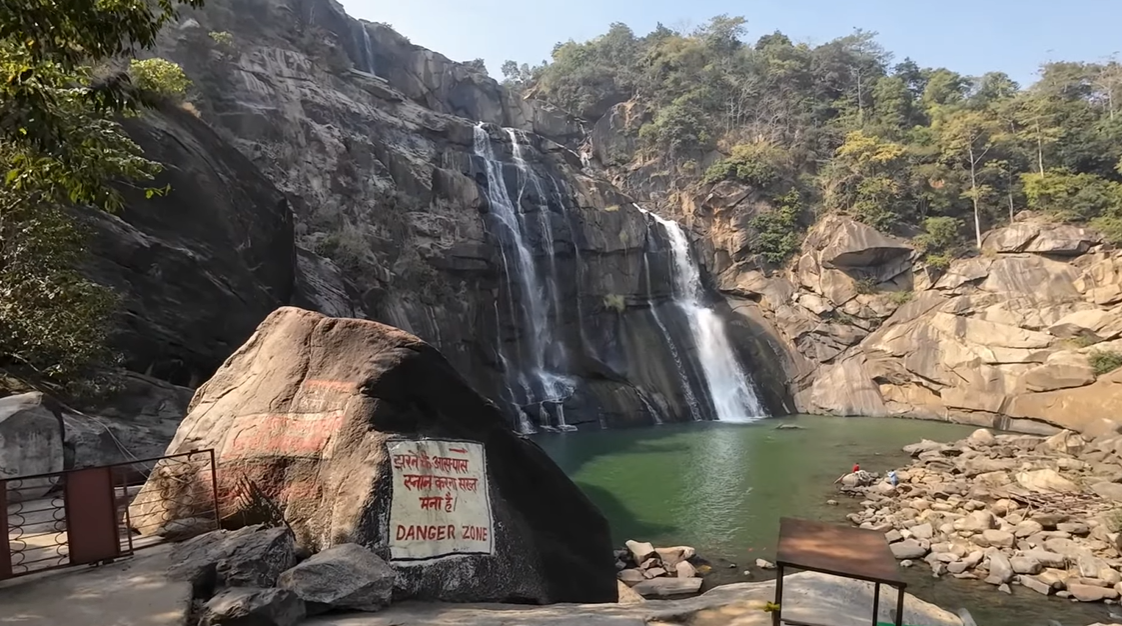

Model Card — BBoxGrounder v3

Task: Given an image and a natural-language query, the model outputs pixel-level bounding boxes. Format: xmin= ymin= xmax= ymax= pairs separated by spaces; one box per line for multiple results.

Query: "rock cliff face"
xmin=583 ymin=95 xmax=1122 ymax=435
xmin=710 ymin=211 xmax=1122 ymax=435
xmin=72 ymin=0 xmax=787 ymax=433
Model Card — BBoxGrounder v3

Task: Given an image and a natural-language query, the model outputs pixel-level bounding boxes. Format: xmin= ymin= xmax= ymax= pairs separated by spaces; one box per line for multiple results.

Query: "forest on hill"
xmin=502 ymin=16 xmax=1122 ymax=266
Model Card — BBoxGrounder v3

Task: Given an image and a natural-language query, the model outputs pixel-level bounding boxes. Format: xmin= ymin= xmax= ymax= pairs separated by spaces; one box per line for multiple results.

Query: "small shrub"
xmin=208 ymin=31 xmax=234 ymax=47
xmin=129 ymin=58 xmax=191 ymax=98
xmin=1063 ymin=335 xmax=1096 ymax=349
xmin=603 ymin=294 xmax=626 ymax=313
xmin=924 ymin=253 xmax=952 ymax=270
xmin=702 ymin=143 xmax=784 ymax=188
xmin=1091 ymin=215 xmax=1122 ymax=245
xmin=1089 ymin=350 xmax=1122 ymax=376
xmin=887 ymin=290 xmax=913 ymax=305
xmin=750 ymin=189 xmax=805 ymax=265
xmin=854 ymin=278 xmax=878 ymax=295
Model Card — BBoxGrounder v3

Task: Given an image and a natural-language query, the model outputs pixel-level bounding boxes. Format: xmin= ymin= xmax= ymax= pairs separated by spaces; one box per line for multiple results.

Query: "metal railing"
xmin=1 ymin=449 xmax=218 ymax=580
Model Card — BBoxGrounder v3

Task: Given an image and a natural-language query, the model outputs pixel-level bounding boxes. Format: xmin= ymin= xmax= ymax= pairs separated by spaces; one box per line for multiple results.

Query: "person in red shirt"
xmin=852 ymin=463 xmax=860 ymax=473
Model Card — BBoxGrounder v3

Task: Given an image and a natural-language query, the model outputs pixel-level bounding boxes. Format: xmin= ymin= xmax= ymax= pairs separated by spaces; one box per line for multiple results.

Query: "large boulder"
xmin=129 ymin=307 xmax=616 ymax=604
xmin=201 ymin=587 xmax=305 ymax=626
xmin=811 ymin=216 xmax=913 ymax=270
xmin=168 ymin=526 xmax=299 ymax=595
xmin=0 ymin=393 xmax=64 ymax=500
xmin=278 ymin=543 xmax=395 ymax=613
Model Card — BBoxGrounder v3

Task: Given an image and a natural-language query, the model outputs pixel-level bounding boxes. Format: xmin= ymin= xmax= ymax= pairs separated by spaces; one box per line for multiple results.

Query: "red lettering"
xmin=447 ymin=524 xmax=455 ymax=540
xmin=396 ymin=525 xmax=406 ymax=541
xmin=461 ymin=525 xmax=488 ymax=542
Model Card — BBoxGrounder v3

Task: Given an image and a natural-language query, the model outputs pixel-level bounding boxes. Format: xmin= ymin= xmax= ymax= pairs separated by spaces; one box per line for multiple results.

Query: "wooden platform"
xmin=773 ymin=518 xmax=905 ymax=626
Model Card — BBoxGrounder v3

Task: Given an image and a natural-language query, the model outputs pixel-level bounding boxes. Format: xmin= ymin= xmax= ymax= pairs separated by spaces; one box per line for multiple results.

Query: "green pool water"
xmin=534 ymin=415 xmax=1112 ymax=626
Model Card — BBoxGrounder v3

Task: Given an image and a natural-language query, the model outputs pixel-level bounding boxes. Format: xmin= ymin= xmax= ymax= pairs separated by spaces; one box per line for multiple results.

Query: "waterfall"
xmin=641 ymin=207 xmax=766 ymax=423
xmin=474 ymin=124 xmax=574 ymax=431
xmin=359 ymin=24 xmax=376 ymax=75
xmin=507 ymin=129 xmax=568 ymax=377
xmin=641 ymin=236 xmax=704 ymax=421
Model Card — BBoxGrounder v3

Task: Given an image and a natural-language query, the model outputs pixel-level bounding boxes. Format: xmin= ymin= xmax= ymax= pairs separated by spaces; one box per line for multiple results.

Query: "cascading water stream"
xmin=474 ymin=124 xmax=575 ymax=431
xmin=641 ymin=207 xmax=766 ymax=423
xmin=641 ymin=229 xmax=704 ymax=422
xmin=507 ymin=129 xmax=570 ymax=390
xmin=359 ymin=25 xmax=376 ymax=75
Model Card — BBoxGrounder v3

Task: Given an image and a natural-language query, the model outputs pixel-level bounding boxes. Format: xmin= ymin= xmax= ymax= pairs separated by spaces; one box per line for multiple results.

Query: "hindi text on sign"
xmin=387 ymin=439 xmax=493 ymax=561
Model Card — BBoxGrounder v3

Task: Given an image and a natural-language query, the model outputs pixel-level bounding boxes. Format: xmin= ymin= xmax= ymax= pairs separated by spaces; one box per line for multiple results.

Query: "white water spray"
xmin=642 ymin=240 xmax=704 ymax=421
xmin=641 ymin=207 xmax=765 ymax=423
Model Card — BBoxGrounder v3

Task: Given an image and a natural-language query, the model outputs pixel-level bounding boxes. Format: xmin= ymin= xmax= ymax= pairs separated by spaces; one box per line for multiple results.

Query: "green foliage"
xmin=822 ymin=130 xmax=910 ymax=232
xmin=924 ymin=253 xmax=953 ymax=270
xmin=702 ymin=143 xmax=784 ymax=188
xmin=887 ymin=290 xmax=913 ymax=305
xmin=464 ymin=58 xmax=489 ymax=76
xmin=603 ymin=294 xmax=627 ymax=313
xmin=1091 ymin=215 xmax=1122 ymax=244
xmin=1022 ymin=169 xmax=1122 ymax=221
xmin=0 ymin=198 xmax=118 ymax=388
xmin=129 ymin=58 xmax=192 ymax=98
xmin=854 ymin=278 xmax=878 ymax=295
xmin=0 ymin=0 xmax=201 ymax=389
xmin=750 ymin=190 xmax=805 ymax=265
xmin=914 ymin=216 xmax=962 ymax=259
xmin=517 ymin=17 xmax=1122 ymax=254
xmin=1090 ymin=350 xmax=1122 ymax=376
xmin=208 ymin=30 xmax=234 ymax=47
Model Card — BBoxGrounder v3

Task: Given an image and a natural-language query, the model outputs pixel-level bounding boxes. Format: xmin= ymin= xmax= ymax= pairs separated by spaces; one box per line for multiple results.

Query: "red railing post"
xmin=0 ymin=481 xmax=11 ymax=580
xmin=65 ymin=467 xmax=120 ymax=565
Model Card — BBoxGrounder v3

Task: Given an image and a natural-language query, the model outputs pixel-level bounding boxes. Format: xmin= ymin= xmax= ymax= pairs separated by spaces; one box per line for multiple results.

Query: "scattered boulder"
xmin=626 ymin=540 xmax=656 ymax=564
xmin=841 ymin=470 xmax=878 ymax=488
xmin=630 ymin=577 xmax=703 ymax=598
xmin=0 ymin=393 xmax=64 ymax=501
xmin=910 ymin=523 xmax=934 ymax=540
xmin=1015 ymin=469 xmax=1080 ymax=493
xmin=676 ymin=561 xmax=698 ymax=579
xmin=130 ymin=308 xmax=617 ymax=604
xmin=1092 ymin=482 xmax=1122 ymax=503
xmin=891 ymin=540 xmax=928 ymax=560
xmin=1011 ymin=556 xmax=1043 ymax=575
xmin=169 ymin=526 xmax=299 ymax=595
xmin=1014 ymin=520 xmax=1044 ymax=538
xmin=1040 ymin=430 xmax=1087 ymax=455
xmin=1020 ymin=575 xmax=1053 ymax=596
xmin=616 ymin=581 xmax=644 ymax=604
xmin=981 ymin=530 xmax=1015 ymax=549
xmin=1069 ymin=583 xmax=1120 ymax=602
xmin=201 ymin=587 xmax=305 ymax=626
xmin=1022 ymin=550 xmax=1068 ymax=569
xmin=277 ymin=543 xmax=395 ymax=613
xmin=618 ymin=569 xmax=644 ymax=585
xmin=755 ymin=559 xmax=776 ymax=570
xmin=985 ymin=551 xmax=1014 ymax=585
xmin=959 ymin=511 xmax=996 ymax=533
xmin=968 ymin=429 xmax=996 ymax=446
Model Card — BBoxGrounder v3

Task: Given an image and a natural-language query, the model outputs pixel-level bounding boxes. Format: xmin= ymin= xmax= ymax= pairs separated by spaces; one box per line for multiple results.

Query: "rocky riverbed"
xmin=843 ymin=419 xmax=1122 ymax=604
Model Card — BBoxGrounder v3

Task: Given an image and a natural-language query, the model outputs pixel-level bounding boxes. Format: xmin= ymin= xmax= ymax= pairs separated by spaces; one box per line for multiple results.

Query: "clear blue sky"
xmin=340 ymin=0 xmax=1121 ymax=87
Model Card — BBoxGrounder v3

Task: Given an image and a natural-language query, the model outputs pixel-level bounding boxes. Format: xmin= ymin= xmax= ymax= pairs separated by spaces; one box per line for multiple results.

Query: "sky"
xmin=339 ymin=0 xmax=1122 ymax=88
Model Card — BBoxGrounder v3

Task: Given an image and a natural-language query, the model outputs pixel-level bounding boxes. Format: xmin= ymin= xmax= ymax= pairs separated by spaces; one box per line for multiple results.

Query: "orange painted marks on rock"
xmin=224 ymin=410 xmax=347 ymax=459
xmin=301 ymin=379 xmax=358 ymax=393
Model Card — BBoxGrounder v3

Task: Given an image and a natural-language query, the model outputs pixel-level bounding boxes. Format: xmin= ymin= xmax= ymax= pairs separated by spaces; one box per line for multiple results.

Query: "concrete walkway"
xmin=0 ymin=545 xmax=190 ymax=626
xmin=308 ymin=572 xmax=963 ymax=626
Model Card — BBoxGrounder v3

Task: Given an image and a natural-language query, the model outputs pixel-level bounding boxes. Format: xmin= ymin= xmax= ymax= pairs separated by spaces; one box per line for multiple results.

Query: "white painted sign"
xmin=387 ymin=439 xmax=493 ymax=561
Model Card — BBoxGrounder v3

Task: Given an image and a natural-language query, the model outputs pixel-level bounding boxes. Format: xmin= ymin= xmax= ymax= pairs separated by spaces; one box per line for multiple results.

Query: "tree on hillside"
xmin=1 ymin=0 xmax=201 ymax=392
xmin=936 ymin=109 xmax=1002 ymax=248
